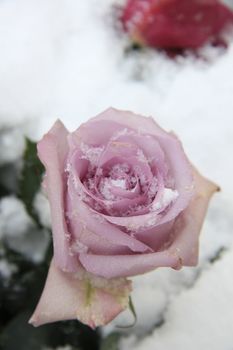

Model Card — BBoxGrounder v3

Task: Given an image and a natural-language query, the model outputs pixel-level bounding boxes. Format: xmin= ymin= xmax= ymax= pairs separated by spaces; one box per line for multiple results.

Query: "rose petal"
xmin=29 ymin=259 xmax=132 ymax=328
xmin=79 ymin=251 xmax=180 ymax=278
xmin=103 ymin=136 xmax=194 ymax=229
xmin=37 ymin=120 xmax=78 ymax=272
xmin=79 ymin=168 xmax=219 ymax=278
xmin=134 ymin=220 xmax=175 ymax=251
xmin=66 ymin=196 xmax=133 ymax=255
xmin=87 ymin=108 xmax=168 ymax=137
xmin=111 ymin=130 xmax=167 ymax=178
xmin=69 ymin=109 xmax=193 ymax=220
xmin=67 ymin=176 xmax=153 ymax=253
xmin=154 ymin=132 xmax=194 ymax=224
xmin=68 ymin=108 xmax=171 ymax=154
xmin=70 ymin=151 xmax=152 ymax=215
xmin=168 ymin=167 xmax=220 ymax=266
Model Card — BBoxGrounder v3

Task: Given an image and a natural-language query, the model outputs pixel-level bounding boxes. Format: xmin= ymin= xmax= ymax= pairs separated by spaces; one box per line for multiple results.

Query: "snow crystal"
xmin=111 ymin=178 xmax=127 ymax=189
xmin=0 ymin=260 xmax=18 ymax=280
xmin=72 ymin=241 xmax=88 ymax=254
xmin=80 ymin=143 xmax=104 ymax=165
xmin=151 ymin=188 xmax=179 ymax=211
xmin=112 ymin=128 xmax=130 ymax=140
xmin=110 ymin=163 xmax=130 ymax=177
xmin=99 ymin=178 xmax=116 ymax=200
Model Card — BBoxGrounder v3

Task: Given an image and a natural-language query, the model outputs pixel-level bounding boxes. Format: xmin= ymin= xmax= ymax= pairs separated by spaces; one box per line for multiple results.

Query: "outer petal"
xmin=68 ymin=108 xmax=172 ymax=152
xmin=79 ymin=168 xmax=219 ymax=278
xmin=79 ymin=251 xmax=180 ymax=279
xmin=86 ymin=107 xmax=168 ymax=137
xmin=134 ymin=220 xmax=175 ymax=251
xmin=29 ymin=259 xmax=132 ymax=328
xmin=37 ymin=120 xmax=78 ymax=272
xmin=168 ymin=167 xmax=220 ymax=266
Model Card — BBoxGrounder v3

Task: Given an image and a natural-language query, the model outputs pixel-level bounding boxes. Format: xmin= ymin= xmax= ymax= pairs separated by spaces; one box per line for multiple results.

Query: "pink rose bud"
xmin=29 ymin=108 xmax=219 ymax=328
xmin=121 ymin=0 xmax=233 ymax=49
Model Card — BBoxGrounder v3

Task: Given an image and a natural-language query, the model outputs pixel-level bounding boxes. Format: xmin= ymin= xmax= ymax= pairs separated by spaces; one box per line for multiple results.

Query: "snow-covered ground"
xmin=0 ymin=0 xmax=233 ymax=349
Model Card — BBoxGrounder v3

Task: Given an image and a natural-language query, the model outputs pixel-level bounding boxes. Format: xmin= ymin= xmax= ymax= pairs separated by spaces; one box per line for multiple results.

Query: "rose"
xmin=30 ymin=108 xmax=218 ymax=328
xmin=121 ymin=0 xmax=233 ymax=50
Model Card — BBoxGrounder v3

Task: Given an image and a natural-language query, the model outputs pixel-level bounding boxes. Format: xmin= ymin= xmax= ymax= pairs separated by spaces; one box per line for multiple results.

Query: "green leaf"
xmin=100 ymin=332 xmax=121 ymax=350
xmin=18 ymin=138 xmax=44 ymax=227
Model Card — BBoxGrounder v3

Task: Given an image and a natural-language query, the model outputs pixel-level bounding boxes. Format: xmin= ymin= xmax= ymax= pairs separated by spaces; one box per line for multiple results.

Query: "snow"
xmin=0 ymin=197 xmax=32 ymax=239
xmin=0 ymin=197 xmax=50 ymax=263
xmin=0 ymin=259 xmax=18 ymax=280
xmin=0 ymin=127 xmax=25 ymax=165
xmin=0 ymin=0 xmax=233 ymax=348
xmin=34 ymin=190 xmax=52 ymax=229
xmin=111 ymin=178 xmax=127 ymax=189
xmin=80 ymin=143 xmax=104 ymax=165
xmin=99 ymin=178 xmax=116 ymax=200
xmin=120 ymin=246 xmax=233 ymax=350
xmin=151 ymin=188 xmax=179 ymax=211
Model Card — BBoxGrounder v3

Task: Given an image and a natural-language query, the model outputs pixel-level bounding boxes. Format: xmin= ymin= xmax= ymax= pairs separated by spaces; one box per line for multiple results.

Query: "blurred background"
xmin=0 ymin=1 xmax=233 ymax=349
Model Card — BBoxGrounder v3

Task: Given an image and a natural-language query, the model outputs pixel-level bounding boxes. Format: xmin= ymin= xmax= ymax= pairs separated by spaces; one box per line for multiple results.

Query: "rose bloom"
xmin=30 ymin=108 xmax=218 ymax=328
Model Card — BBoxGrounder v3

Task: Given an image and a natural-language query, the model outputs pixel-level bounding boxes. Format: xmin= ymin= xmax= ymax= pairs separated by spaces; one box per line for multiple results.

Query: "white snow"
xmin=34 ymin=190 xmax=51 ymax=229
xmin=111 ymin=178 xmax=127 ymax=189
xmin=0 ymin=196 xmax=50 ymax=263
xmin=99 ymin=178 xmax=116 ymax=200
xmin=120 ymin=246 xmax=233 ymax=350
xmin=0 ymin=127 xmax=25 ymax=165
xmin=0 ymin=197 xmax=32 ymax=239
xmin=80 ymin=143 xmax=104 ymax=165
xmin=151 ymin=188 xmax=179 ymax=211
xmin=0 ymin=259 xmax=18 ymax=280
xmin=0 ymin=0 xmax=233 ymax=348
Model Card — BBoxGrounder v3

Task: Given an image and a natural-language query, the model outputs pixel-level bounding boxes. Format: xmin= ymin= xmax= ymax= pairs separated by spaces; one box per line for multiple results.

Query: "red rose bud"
xmin=121 ymin=0 xmax=233 ymax=49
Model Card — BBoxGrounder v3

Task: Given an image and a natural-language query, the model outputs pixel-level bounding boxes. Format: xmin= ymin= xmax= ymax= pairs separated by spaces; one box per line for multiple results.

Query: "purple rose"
xmin=30 ymin=108 xmax=218 ymax=328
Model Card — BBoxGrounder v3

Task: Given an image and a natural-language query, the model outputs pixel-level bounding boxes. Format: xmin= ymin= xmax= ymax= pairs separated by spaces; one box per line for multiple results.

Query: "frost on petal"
xmin=29 ymin=259 xmax=132 ymax=328
xmin=79 ymin=167 xmax=219 ymax=279
xmin=70 ymin=108 xmax=169 ymax=153
xmin=67 ymin=177 xmax=153 ymax=254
